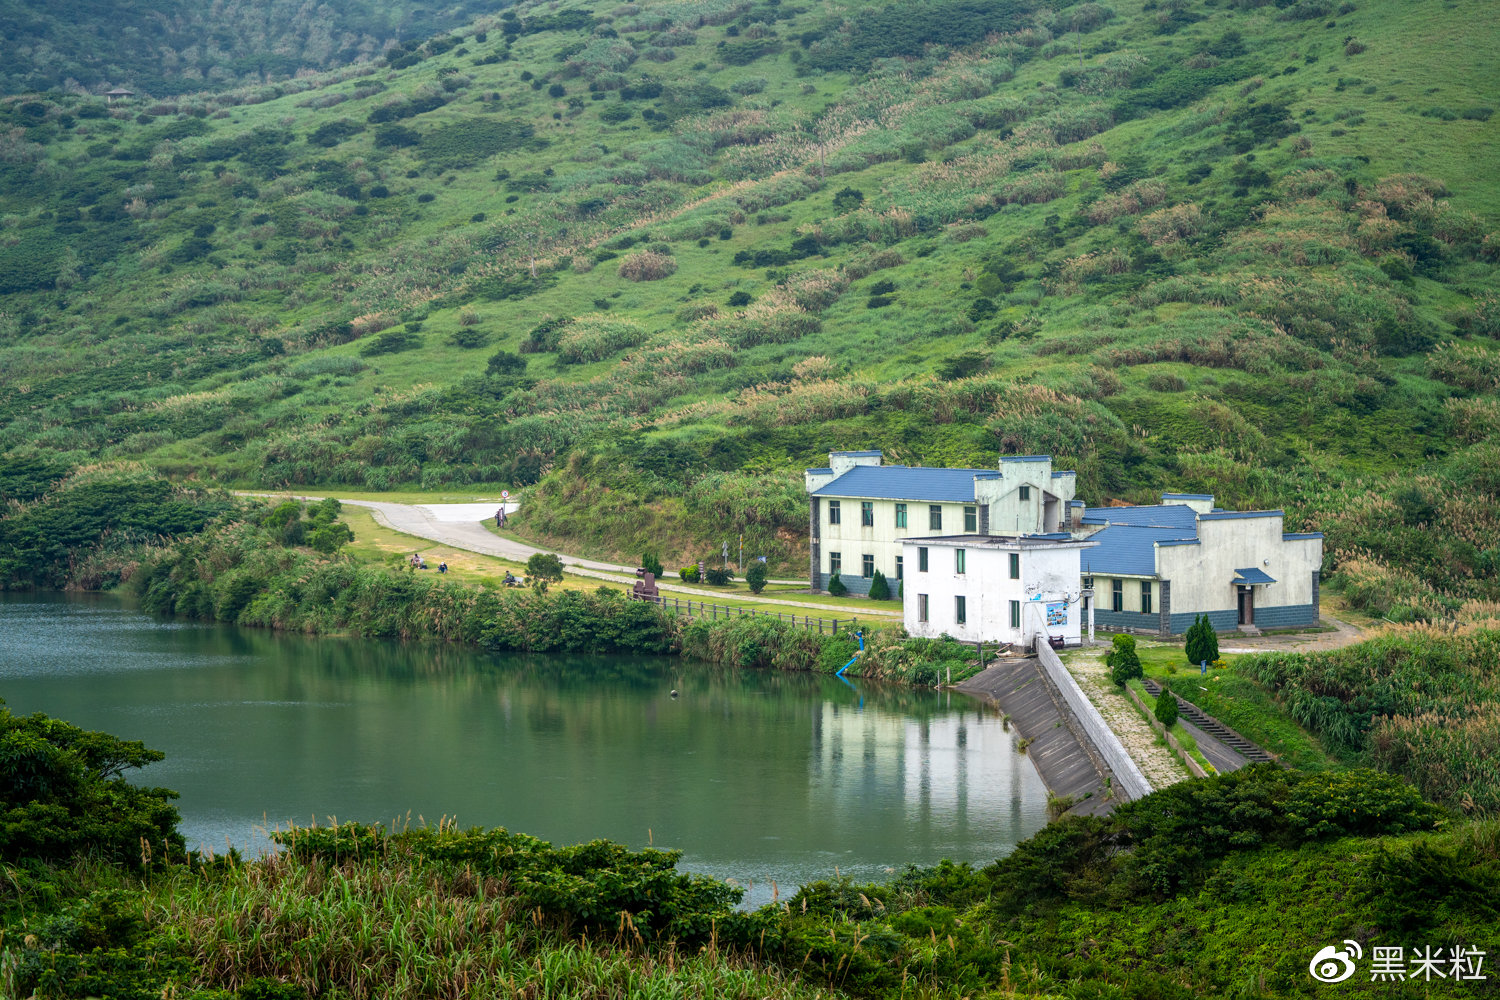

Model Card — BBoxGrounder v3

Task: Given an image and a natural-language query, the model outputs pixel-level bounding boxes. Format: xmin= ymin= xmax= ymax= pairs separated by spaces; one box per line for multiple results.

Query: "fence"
xmin=636 ymin=595 xmax=848 ymax=634
xmin=1034 ymin=633 xmax=1153 ymax=801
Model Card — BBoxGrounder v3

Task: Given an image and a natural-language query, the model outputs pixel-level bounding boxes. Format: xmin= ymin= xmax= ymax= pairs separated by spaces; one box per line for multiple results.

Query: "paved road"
xmin=245 ymin=494 xmax=894 ymax=618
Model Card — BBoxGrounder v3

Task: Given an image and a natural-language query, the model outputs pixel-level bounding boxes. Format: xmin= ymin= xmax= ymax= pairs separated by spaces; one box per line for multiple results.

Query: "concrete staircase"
xmin=1141 ymin=678 xmax=1277 ymax=765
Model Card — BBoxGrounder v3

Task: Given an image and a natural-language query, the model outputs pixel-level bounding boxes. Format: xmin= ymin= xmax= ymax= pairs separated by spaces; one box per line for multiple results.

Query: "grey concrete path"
xmin=1180 ymin=718 xmax=1250 ymax=773
xmin=956 ymin=657 xmax=1117 ymax=816
xmin=244 ymin=494 xmax=894 ymax=618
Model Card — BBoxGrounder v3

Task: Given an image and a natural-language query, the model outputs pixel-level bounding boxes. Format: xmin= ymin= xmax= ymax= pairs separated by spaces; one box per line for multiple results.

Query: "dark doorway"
xmin=1237 ymin=586 xmax=1255 ymax=626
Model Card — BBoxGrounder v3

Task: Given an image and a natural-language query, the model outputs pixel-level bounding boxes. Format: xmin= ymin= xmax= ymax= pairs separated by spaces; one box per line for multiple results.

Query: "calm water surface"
xmin=0 ymin=592 xmax=1048 ymax=907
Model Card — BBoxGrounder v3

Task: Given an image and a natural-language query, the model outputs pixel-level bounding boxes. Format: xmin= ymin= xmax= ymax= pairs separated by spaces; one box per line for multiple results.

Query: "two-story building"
xmin=804 ymin=451 xmax=1077 ymax=596
xmin=1076 ymin=494 xmax=1324 ymax=636
xmin=900 ymin=533 xmax=1099 ymax=647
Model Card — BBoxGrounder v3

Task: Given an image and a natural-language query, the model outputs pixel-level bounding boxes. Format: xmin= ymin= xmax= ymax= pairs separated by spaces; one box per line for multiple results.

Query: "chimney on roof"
xmin=828 ymin=450 xmax=882 ymax=477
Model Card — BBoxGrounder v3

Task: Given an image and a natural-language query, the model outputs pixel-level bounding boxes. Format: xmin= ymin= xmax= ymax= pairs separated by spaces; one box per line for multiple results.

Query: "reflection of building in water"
xmin=808 ymin=701 xmax=1037 ymax=838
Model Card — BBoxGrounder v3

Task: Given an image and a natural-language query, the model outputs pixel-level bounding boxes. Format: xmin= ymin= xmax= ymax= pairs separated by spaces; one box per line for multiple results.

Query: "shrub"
xmin=526 ymin=552 xmax=564 ymax=592
xmin=746 ymin=562 xmax=767 ymax=593
xmin=1185 ymin=613 xmax=1220 ymax=665
xmin=447 ymin=328 xmax=490 ymax=349
xmin=1107 ymin=633 xmax=1142 ymax=684
xmin=358 ymin=329 xmax=422 ymax=356
xmin=703 ymin=566 xmax=734 ymax=585
xmin=641 ymin=551 xmax=664 ymax=576
xmin=1155 ymin=685 xmax=1180 ymax=726
xmin=679 ymin=564 xmax=701 ymax=583
xmin=827 ymin=571 xmax=847 ymax=596
xmin=618 ymin=251 xmax=678 ymax=281
xmin=868 ymin=569 xmax=891 ymax=601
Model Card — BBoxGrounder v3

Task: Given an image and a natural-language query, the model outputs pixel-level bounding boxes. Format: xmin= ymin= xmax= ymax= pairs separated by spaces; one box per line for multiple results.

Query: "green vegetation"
xmin=1106 ymin=632 xmax=1142 ymax=684
xmin=6 ymin=712 xmax=1490 ymax=1000
xmin=1184 ymin=612 xmax=1219 ymax=665
xmin=1153 ymin=681 xmax=1179 ymax=726
xmin=0 ymin=0 xmax=1492 ymax=601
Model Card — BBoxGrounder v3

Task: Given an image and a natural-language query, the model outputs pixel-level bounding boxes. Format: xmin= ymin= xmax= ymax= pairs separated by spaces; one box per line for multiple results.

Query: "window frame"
xmin=918 ymin=547 xmax=929 ymax=572
xmin=862 ymin=554 xmax=874 ymax=579
xmin=929 ymin=504 xmax=943 ymax=530
xmin=1008 ymin=552 xmax=1020 ymax=580
xmin=894 ymin=502 xmax=907 ymax=528
xmin=955 ymin=595 xmax=967 ymax=625
xmin=860 ymin=501 xmax=874 ymax=527
xmin=918 ymin=593 xmax=929 ymax=622
xmin=1019 ymin=485 xmax=1031 ymax=501
xmin=963 ymin=505 xmax=977 ymax=532
xmin=895 ymin=555 xmax=904 ymax=580
xmin=1010 ymin=600 xmax=1021 ymax=629
xmin=827 ymin=500 xmax=841 ymax=525
xmin=829 ymin=551 xmax=842 ymax=576
xmin=1141 ymin=580 xmax=1153 ymax=615
xmin=955 ymin=548 xmax=966 ymax=574
xmin=1112 ymin=579 xmax=1123 ymax=613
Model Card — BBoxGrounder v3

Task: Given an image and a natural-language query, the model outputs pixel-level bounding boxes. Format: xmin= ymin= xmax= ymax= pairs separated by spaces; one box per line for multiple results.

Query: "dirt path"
xmin=1217 ymin=614 xmax=1367 ymax=654
xmin=1063 ymin=648 xmax=1191 ymax=789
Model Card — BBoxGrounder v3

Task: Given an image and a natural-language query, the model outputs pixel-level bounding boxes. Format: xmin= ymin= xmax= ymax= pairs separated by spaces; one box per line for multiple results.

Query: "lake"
xmin=0 ymin=592 xmax=1049 ymax=907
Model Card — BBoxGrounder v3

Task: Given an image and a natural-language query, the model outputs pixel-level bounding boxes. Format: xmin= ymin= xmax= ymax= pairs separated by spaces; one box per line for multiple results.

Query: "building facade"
xmin=805 ymin=451 xmax=1077 ymax=596
xmin=1077 ymin=495 xmax=1323 ymax=636
xmin=900 ymin=534 xmax=1098 ymax=647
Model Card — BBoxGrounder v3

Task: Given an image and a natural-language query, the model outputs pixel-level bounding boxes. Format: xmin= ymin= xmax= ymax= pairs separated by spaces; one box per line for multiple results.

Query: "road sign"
xmin=502 ymin=490 xmax=510 ymax=499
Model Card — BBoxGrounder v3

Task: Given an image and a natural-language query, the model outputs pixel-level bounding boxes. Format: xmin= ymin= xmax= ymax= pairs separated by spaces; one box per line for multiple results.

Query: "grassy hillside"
xmin=0 ymin=0 xmax=1496 ymax=610
xmin=0 ymin=0 xmax=504 ymax=96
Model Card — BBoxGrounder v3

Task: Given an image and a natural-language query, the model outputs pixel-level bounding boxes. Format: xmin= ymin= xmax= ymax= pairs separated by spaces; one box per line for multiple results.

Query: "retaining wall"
xmin=1033 ymin=636 xmax=1153 ymax=801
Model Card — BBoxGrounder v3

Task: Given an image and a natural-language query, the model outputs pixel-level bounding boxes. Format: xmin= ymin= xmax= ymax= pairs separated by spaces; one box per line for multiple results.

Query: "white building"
xmin=1076 ymin=494 xmax=1324 ymax=635
xmin=805 ymin=451 xmax=1077 ymax=596
xmin=900 ymin=534 xmax=1099 ymax=647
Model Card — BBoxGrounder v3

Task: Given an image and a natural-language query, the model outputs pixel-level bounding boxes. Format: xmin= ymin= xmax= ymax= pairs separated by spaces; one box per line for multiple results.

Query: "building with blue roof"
xmin=804 ymin=450 xmax=1076 ymax=596
xmin=1075 ymin=494 xmax=1323 ymax=636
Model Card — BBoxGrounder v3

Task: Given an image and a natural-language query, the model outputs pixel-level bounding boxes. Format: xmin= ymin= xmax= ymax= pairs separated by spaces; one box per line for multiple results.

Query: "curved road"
xmin=250 ymin=495 xmax=896 ymax=619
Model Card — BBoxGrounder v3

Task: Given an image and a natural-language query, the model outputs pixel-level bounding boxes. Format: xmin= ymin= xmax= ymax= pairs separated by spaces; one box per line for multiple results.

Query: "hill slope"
xmin=0 ymin=0 xmax=1496 ymax=615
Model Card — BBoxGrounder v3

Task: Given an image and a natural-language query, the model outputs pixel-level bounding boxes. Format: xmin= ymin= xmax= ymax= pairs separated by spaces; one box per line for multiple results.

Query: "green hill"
xmin=0 ymin=0 xmax=502 ymax=97
xmin=0 ymin=0 xmax=1496 ymax=619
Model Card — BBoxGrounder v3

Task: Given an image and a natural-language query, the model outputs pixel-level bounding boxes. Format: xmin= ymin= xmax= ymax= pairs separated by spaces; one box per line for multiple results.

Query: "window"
xmin=955 ymin=548 xmax=966 ymax=574
xmin=895 ymin=502 xmax=907 ymax=528
xmin=895 ymin=555 xmax=904 ymax=580
xmin=929 ymin=505 xmax=943 ymax=530
xmin=918 ymin=547 xmax=929 ymax=572
xmin=828 ymin=500 xmax=841 ymax=525
xmin=1083 ymin=576 xmax=1093 ymax=590
xmin=829 ymin=552 xmax=841 ymax=576
xmin=1008 ymin=552 xmax=1020 ymax=580
xmin=1010 ymin=600 xmax=1021 ymax=628
xmin=1112 ymin=579 xmax=1123 ymax=613
xmin=1019 ymin=485 xmax=1031 ymax=501
xmin=963 ymin=505 xmax=977 ymax=532
xmin=862 ymin=554 xmax=874 ymax=578
xmin=955 ymin=595 xmax=967 ymax=625
xmin=1141 ymin=581 xmax=1153 ymax=615
xmin=861 ymin=501 xmax=874 ymax=527
xmin=918 ymin=594 xmax=929 ymax=622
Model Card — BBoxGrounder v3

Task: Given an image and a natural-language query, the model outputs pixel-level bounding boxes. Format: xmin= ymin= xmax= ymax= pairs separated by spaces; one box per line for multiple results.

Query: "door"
xmin=1237 ymin=587 xmax=1254 ymax=626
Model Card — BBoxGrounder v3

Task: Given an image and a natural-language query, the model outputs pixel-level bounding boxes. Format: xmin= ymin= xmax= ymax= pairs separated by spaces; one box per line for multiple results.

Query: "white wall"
xmin=1154 ymin=514 xmax=1322 ymax=614
xmin=819 ymin=499 xmax=977 ymax=581
xmin=901 ymin=542 xmax=1086 ymax=646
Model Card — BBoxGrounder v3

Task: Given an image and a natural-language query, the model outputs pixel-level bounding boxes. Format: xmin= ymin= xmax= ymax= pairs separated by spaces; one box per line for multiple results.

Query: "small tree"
xmin=746 ymin=562 xmax=767 ymax=593
xmin=679 ymin=564 xmax=700 ymax=584
xmin=867 ymin=569 xmax=890 ymax=601
xmin=641 ymin=551 xmax=664 ymax=577
xmin=1185 ymin=613 xmax=1220 ymax=666
xmin=827 ymin=571 xmax=847 ymax=596
xmin=526 ymin=552 xmax=564 ymax=593
xmin=1107 ymin=633 xmax=1142 ymax=686
xmin=1155 ymin=684 xmax=1179 ymax=727
xmin=1198 ymin=614 xmax=1219 ymax=663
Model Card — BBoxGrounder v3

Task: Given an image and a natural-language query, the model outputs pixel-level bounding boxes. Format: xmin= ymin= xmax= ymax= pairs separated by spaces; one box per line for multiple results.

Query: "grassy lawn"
xmin=1124 ymin=639 xmax=1343 ymax=773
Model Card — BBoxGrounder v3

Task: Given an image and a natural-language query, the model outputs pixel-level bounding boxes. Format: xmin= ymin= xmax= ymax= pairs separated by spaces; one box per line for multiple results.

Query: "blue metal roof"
xmin=811 ymin=465 xmax=989 ymax=502
xmin=1234 ymin=567 xmax=1277 ymax=585
xmin=1001 ymin=455 xmax=1051 ymax=463
xmin=1162 ymin=492 xmax=1213 ymax=500
xmin=831 ymin=450 xmax=882 ymax=458
xmin=1283 ymin=532 xmax=1325 ymax=540
xmin=1080 ymin=504 xmax=1199 ymax=530
xmin=1079 ymin=524 xmax=1196 ymax=577
xmin=806 ymin=467 xmax=832 ymax=475
xmin=1052 ymin=470 xmax=1076 ymax=477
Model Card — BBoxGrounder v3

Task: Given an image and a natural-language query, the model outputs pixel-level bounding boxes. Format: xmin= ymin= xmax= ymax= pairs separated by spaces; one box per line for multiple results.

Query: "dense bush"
xmin=1107 ymin=633 xmax=1142 ymax=684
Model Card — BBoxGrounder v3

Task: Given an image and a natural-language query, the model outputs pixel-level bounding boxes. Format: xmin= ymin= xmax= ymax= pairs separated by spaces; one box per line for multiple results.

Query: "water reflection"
xmin=0 ymin=592 xmax=1048 ymax=908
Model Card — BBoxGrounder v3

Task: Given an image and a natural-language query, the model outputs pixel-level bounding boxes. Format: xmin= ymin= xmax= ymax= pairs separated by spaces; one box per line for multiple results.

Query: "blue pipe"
xmin=836 ymin=630 xmax=865 ymax=678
